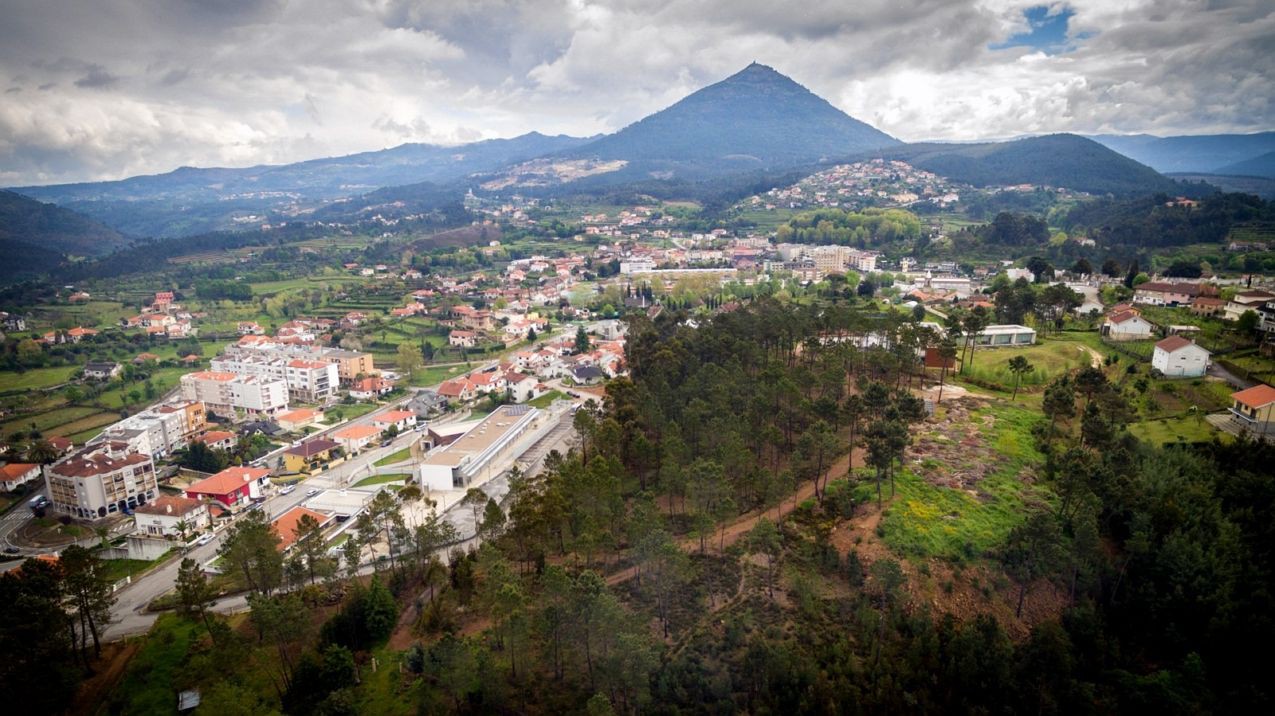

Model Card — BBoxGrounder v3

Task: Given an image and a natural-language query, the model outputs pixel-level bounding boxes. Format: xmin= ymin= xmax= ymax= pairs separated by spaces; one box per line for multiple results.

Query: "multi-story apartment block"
xmin=210 ymin=353 xmax=338 ymax=403
xmin=222 ymin=342 xmax=375 ymax=387
xmin=90 ymin=400 xmax=207 ymax=459
xmin=776 ymin=244 xmax=879 ymax=276
xmin=180 ymin=371 xmax=288 ymax=419
xmin=45 ymin=441 xmax=158 ymax=520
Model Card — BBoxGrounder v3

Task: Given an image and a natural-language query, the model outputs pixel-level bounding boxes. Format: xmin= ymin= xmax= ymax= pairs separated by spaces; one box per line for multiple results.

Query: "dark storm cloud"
xmin=74 ymin=65 xmax=120 ymax=89
xmin=0 ymin=0 xmax=1271 ymax=184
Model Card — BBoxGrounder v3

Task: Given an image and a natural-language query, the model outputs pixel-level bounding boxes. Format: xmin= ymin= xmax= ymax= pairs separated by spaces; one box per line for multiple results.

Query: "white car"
xmin=306 ymin=488 xmax=320 ymax=497
xmin=280 ymin=484 xmax=296 ymax=495
xmin=195 ymin=533 xmax=215 ymax=546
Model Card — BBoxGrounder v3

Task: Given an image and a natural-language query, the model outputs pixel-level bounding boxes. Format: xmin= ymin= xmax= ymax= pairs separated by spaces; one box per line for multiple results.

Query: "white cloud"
xmin=0 ymin=0 xmax=1271 ymax=184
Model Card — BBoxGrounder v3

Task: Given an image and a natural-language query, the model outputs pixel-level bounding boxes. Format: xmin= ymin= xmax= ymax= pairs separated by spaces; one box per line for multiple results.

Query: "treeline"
xmin=1064 ymin=191 xmax=1274 ymax=248
xmin=194 ymin=278 xmax=252 ymax=301
xmin=775 ymin=207 xmax=923 ymax=247
xmin=0 ymin=546 xmax=119 ymax=714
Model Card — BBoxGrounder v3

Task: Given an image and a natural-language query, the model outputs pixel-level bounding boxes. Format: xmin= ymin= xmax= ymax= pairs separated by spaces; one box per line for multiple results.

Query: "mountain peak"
xmin=573 ymin=64 xmax=899 ymax=168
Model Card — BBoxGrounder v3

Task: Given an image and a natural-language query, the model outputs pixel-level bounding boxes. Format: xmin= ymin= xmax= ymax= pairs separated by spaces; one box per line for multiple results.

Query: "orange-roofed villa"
xmin=1228 ymin=384 xmax=1275 ymax=438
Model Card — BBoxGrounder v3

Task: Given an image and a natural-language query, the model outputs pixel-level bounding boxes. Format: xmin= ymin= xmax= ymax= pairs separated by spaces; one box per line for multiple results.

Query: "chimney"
xmin=166 ymin=503 xmax=173 ymax=514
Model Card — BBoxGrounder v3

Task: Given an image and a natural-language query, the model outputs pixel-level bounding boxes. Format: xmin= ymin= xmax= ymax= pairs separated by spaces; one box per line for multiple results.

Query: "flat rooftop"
xmin=979 ymin=324 xmax=1035 ymax=333
xmin=421 ymin=405 xmax=536 ymax=468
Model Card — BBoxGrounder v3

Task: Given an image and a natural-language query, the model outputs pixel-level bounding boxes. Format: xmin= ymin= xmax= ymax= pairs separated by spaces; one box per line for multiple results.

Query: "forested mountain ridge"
xmin=1062 ymin=191 xmax=1275 ymax=249
xmin=0 ymin=189 xmax=126 ymax=256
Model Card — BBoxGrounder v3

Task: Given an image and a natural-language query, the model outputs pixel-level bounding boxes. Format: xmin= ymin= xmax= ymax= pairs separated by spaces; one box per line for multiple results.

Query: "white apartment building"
xmin=180 ymin=371 xmax=289 ymax=419
xmin=223 ymin=342 xmax=376 ymax=386
xmin=620 ymin=258 xmax=656 ymax=274
xmin=90 ymin=400 xmax=207 ymax=459
xmin=210 ymin=353 xmax=338 ymax=403
xmin=45 ymin=441 xmax=158 ymax=520
xmin=776 ymin=244 xmax=878 ymax=275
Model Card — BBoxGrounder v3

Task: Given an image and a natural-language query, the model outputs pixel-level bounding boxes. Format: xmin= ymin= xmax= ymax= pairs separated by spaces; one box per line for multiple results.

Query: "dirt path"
xmin=68 ymin=641 xmax=141 ymax=716
xmin=606 ymin=447 xmax=864 ymax=587
xmin=1077 ymin=344 xmax=1104 ymax=368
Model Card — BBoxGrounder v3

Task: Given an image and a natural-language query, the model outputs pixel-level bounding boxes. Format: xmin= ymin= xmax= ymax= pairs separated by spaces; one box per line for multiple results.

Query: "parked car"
xmin=3 ymin=546 xmax=20 ymax=555
xmin=280 ymin=484 xmax=296 ymax=495
xmin=195 ymin=533 xmax=215 ymax=547
xmin=380 ymin=439 xmax=393 ymax=448
xmin=306 ymin=487 xmax=321 ymax=497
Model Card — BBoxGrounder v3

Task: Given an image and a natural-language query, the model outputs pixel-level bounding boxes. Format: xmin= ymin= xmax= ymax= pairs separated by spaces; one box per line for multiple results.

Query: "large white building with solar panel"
xmin=418 ymin=405 xmax=541 ymax=491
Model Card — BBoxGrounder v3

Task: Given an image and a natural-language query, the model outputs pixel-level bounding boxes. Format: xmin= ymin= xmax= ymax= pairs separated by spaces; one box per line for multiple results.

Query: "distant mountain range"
xmin=874 ymin=134 xmax=1181 ymax=196
xmin=1088 ymin=132 xmax=1275 ymax=175
xmin=12 ymin=132 xmax=591 ymax=237
xmin=6 ymin=63 xmax=1259 ymax=253
xmin=1216 ymin=151 xmax=1275 ymax=179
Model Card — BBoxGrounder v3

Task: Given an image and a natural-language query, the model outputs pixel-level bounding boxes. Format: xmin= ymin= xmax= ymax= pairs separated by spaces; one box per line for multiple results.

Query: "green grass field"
xmin=961 ymin=339 xmax=1095 ymax=392
xmin=0 ymin=365 xmax=80 ymax=392
xmin=327 ymin=402 xmax=380 ymax=422
xmin=411 ymin=364 xmax=468 ymax=387
xmin=98 ymin=557 xmax=163 ymax=583
xmin=2 ymin=405 xmax=100 ymax=433
xmin=373 ymin=448 xmax=411 ymax=467
xmin=1129 ymin=415 xmax=1225 ymax=445
xmin=863 ymin=404 xmax=1051 ymax=561
xmin=353 ymin=473 xmax=411 ymax=487
xmin=527 ymin=390 xmax=566 ymax=408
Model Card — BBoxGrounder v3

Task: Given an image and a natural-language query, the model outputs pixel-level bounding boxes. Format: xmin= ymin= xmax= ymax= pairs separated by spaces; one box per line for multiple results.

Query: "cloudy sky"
xmin=1 ymin=0 xmax=1272 ymax=185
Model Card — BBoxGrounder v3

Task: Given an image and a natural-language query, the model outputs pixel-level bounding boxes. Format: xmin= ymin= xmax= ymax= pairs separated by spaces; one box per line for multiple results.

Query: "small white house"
xmin=1102 ymin=311 xmax=1155 ymax=340
xmin=83 ymin=361 xmax=122 ymax=381
xmin=1151 ymin=336 xmax=1211 ymax=378
xmin=133 ymin=495 xmax=211 ymax=538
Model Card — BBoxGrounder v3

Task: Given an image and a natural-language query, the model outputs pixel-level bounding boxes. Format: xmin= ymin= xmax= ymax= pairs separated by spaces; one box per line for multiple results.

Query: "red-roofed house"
xmin=272 ymin=506 xmax=333 ymax=552
xmin=195 ymin=430 xmax=236 ymax=451
xmin=372 ymin=410 xmax=417 ymax=432
xmin=333 ymin=424 xmax=381 ymax=454
xmin=47 ymin=436 xmax=74 ymax=455
xmin=1102 ymin=310 xmax=1156 ymax=340
xmin=502 ymin=370 xmax=539 ymax=402
xmin=133 ymin=495 xmax=210 ymax=538
xmin=185 ymin=466 xmax=270 ymax=507
xmin=349 ymin=376 xmax=393 ymax=400
xmin=449 ymin=330 xmax=479 ymax=348
xmin=276 ymin=408 xmax=324 ymax=432
xmin=1190 ymin=296 xmax=1226 ymax=317
xmin=1229 ymin=384 xmax=1275 ymax=437
xmin=1152 ymin=336 xmax=1211 ymax=377
xmin=468 ymin=370 xmax=506 ymax=395
xmin=0 ymin=463 xmax=40 ymax=492
xmin=437 ymin=378 xmax=475 ymax=402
